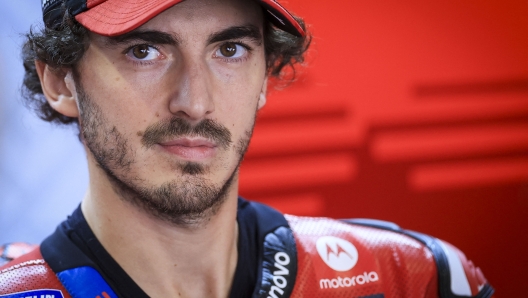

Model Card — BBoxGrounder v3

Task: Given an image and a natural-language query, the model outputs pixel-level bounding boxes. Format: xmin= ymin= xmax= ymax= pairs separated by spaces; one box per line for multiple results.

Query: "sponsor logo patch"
xmin=268 ymin=252 xmax=291 ymax=298
xmin=313 ymin=235 xmax=381 ymax=292
xmin=319 ymin=271 xmax=379 ymax=289
xmin=316 ymin=236 xmax=358 ymax=271
xmin=0 ymin=289 xmax=64 ymax=298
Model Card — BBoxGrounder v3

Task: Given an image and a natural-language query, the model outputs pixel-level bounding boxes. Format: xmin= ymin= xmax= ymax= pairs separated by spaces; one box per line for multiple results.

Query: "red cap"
xmin=75 ymin=0 xmax=305 ymax=37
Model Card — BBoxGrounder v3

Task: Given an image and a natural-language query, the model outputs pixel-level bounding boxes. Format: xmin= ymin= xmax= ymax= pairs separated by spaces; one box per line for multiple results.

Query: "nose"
xmin=168 ymin=58 xmax=215 ymax=121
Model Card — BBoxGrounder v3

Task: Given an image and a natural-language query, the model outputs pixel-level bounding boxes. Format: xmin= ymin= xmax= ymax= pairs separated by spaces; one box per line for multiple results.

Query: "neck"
xmin=82 ymin=167 xmax=240 ymax=298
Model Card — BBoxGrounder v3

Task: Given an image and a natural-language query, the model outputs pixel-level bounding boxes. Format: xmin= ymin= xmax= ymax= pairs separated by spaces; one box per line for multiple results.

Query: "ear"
xmin=257 ymin=76 xmax=267 ymax=110
xmin=35 ymin=60 xmax=79 ymax=118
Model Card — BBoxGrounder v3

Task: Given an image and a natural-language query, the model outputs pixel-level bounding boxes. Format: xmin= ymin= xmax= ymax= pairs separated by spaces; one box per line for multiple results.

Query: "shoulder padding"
xmin=342 ymin=218 xmax=494 ymax=298
xmin=0 ymin=246 xmax=71 ymax=297
xmin=248 ymin=201 xmax=298 ymax=298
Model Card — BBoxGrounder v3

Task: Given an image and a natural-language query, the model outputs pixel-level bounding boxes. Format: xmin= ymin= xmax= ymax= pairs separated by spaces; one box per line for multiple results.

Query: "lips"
xmin=158 ymin=138 xmax=218 ymax=160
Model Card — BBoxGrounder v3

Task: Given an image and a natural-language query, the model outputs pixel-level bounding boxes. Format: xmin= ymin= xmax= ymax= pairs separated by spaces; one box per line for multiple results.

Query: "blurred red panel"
xmin=251 ymin=193 xmax=326 ymax=216
xmin=241 ymin=0 xmax=528 ymax=295
xmin=257 ymin=93 xmax=349 ymax=120
xmin=372 ymin=123 xmax=528 ymax=162
xmin=414 ymin=78 xmax=528 ymax=97
xmin=248 ymin=119 xmax=356 ymax=157
xmin=409 ymin=158 xmax=528 ymax=191
xmin=239 ymin=153 xmax=357 ymax=193
xmin=371 ymin=95 xmax=528 ymax=125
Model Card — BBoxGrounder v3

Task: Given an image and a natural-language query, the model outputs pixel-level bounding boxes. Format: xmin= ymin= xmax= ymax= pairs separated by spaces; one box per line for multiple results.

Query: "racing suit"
xmin=0 ymin=198 xmax=493 ymax=298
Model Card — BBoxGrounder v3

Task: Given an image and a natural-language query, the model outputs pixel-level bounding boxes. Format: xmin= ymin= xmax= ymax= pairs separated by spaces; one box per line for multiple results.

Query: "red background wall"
xmin=240 ymin=0 xmax=528 ymax=296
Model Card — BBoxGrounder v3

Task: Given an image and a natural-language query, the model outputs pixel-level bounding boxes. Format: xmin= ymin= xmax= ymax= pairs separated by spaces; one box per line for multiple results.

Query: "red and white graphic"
xmin=440 ymin=241 xmax=489 ymax=296
xmin=316 ymin=236 xmax=358 ymax=271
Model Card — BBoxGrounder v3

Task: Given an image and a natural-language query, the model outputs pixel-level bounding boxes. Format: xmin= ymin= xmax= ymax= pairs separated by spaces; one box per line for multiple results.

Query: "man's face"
xmin=73 ymin=0 xmax=267 ymax=224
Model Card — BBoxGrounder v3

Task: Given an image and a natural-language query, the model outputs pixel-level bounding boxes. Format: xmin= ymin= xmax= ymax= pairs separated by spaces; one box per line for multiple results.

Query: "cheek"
xmin=221 ymin=92 xmax=260 ymax=147
xmin=219 ymin=78 xmax=264 ymax=140
xmin=216 ymin=80 xmax=262 ymax=128
xmin=80 ymin=48 xmax=170 ymax=118
xmin=81 ymin=69 xmax=165 ymax=130
xmin=212 ymin=61 xmax=266 ymax=112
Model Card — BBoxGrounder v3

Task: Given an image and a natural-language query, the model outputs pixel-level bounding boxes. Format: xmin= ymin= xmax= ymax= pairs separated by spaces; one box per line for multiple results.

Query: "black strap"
xmin=40 ymin=224 xmax=98 ymax=273
xmin=248 ymin=200 xmax=298 ymax=298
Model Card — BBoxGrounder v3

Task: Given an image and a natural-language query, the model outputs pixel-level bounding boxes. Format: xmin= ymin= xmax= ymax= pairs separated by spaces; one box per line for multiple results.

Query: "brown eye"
xmin=219 ymin=42 xmax=237 ymax=57
xmin=132 ymin=45 xmax=150 ymax=59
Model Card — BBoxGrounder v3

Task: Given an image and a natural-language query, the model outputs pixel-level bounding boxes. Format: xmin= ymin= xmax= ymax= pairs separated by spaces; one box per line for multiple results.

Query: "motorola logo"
xmin=316 ymin=236 xmax=358 ymax=272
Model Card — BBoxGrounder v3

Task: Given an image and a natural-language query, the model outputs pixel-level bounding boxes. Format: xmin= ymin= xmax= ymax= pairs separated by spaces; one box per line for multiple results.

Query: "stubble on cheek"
xmin=78 ymin=87 xmax=136 ymax=173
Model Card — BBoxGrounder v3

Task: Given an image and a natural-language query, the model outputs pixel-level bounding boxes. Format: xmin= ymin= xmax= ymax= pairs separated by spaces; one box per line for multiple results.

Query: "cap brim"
xmin=76 ymin=0 xmax=183 ymax=37
xmin=76 ymin=0 xmax=305 ymax=37
xmin=260 ymin=0 xmax=304 ymax=37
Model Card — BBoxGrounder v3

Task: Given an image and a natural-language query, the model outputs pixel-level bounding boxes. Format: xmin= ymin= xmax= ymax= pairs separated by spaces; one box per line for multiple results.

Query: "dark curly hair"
xmin=21 ymin=6 xmax=310 ymax=126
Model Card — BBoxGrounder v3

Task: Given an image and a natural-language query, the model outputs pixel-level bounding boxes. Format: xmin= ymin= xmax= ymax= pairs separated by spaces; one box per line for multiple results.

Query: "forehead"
xmin=134 ymin=0 xmax=264 ymax=36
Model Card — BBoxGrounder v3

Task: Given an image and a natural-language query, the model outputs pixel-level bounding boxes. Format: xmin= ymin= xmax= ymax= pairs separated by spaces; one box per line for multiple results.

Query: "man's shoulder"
xmin=285 ymin=215 xmax=494 ymax=298
xmin=0 ymin=245 xmax=46 ymax=280
xmin=0 ymin=244 xmax=70 ymax=296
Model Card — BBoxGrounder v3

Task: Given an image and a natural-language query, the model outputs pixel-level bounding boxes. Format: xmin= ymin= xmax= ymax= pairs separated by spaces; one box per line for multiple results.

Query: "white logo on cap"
xmin=316 ymin=236 xmax=358 ymax=271
xmin=267 ymin=10 xmax=285 ymax=25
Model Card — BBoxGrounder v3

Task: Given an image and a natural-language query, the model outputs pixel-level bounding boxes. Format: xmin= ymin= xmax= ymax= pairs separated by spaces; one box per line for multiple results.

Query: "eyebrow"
xmin=103 ymin=24 xmax=262 ymax=47
xmin=105 ymin=30 xmax=179 ymax=46
xmin=208 ymin=25 xmax=263 ymax=45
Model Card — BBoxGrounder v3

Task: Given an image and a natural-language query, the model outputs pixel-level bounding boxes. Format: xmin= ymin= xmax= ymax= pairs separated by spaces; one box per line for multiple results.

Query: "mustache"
xmin=141 ymin=118 xmax=232 ymax=149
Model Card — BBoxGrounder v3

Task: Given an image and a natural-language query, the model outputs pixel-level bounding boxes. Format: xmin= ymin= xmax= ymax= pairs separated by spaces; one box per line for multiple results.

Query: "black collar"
xmin=41 ymin=198 xmax=297 ymax=298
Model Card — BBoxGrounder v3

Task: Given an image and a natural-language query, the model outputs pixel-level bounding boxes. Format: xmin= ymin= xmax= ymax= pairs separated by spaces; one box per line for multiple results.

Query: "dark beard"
xmin=77 ymin=83 xmax=254 ymax=226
